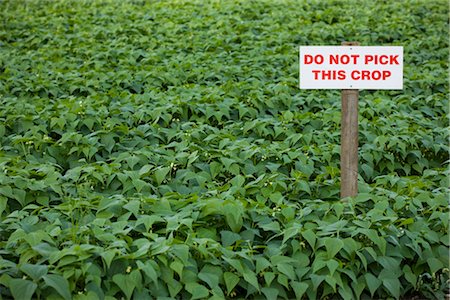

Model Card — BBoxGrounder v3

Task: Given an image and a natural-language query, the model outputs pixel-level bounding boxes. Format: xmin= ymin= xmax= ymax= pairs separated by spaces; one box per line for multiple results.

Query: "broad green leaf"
xmin=43 ymin=274 xmax=71 ymax=300
xmin=261 ymin=287 xmax=279 ymax=299
xmin=172 ymin=244 xmax=190 ymax=265
xmin=100 ymin=250 xmax=116 ymax=269
xmin=137 ymin=260 xmax=158 ymax=286
xmin=277 ymin=273 xmax=289 ymax=289
xmin=132 ymin=179 xmax=147 ymax=193
xmin=297 ymin=180 xmax=311 ymax=194
xmin=0 ymin=196 xmax=7 ymax=216
xmin=230 ymin=174 xmax=245 ymax=187
xmin=224 ymin=272 xmax=240 ymax=294
xmin=139 ymin=164 xmax=153 ymax=176
xmin=301 ymin=229 xmax=316 ymax=249
xmin=135 ymin=215 xmax=164 ymax=232
xmin=0 ymin=186 xmax=14 ymax=199
xmin=220 ymin=230 xmax=241 ymax=247
xmin=155 ymin=167 xmax=170 ymax=185
xmin=427 ymin=257 xmax=444 ymax=274
xmin=338 ymin=283 xmax=354 ymax=300
xmin=242 ymin=270 xmax=259 ymax=291
xmin=351 ymin=276 xmax=366 ymax=299
xmin=9 ymin=279 xmax=37 ymax=300
xmin=282 ymin=225 xmax=301 ymax=244
xmin=169 ymin=260 xmax=184 ymax=278
xmin=223 ymin=204 xmax=243 ymax=232
xmin=310 ymin=274 xmax=325 ymax=290
xmin=357 ymin=229 xmax=386 ymax=254
xmin=198 ymin=266 xmax=221 ymax=289
xmin=185 ymin=282 xmax=209 ymax=300
xmin=403 ymin=265 xmax=417 ymax=287
xmin=264 ymin=272 xmax=275 ymax=286
xmin=291 ymin=281 xmax=308 ymax=299
xmin=209 ymin=162 xmax=222 ymax=178
xmin=277 ymin=263 xmax=295 ymax=281
xmin=382 ymin=278 xmax=400 ymax=299
xmin=324 ymin=237 xmax=344 ymax=258
xmin=123 ymin=199 xmax=140 ymax=216
xmin=364 ymin=273 xmax=381 ymax=297
xmin=167 ymin=279 xmax=182 ymax=298
xmin=281 ymin=207 xmax=295 ymax=221
xmin=378 ymin=257 xmax=402 ymax=279
xmin=260 ymin=221 xmax=281 ymax=232
xmin=112 ymin=272 xmax=138 ymax=300
xmin=255 ymin=257 xmax=271 ymax=274
xmin=101 ymin=134 xmax=116 ymax=153
xmin=326 ymin=259 xmax=339 ymax=276
xmin=20 ymin=263 xmax=48 ymax=281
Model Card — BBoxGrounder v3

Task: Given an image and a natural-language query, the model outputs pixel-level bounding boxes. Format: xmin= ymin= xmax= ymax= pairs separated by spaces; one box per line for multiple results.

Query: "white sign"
xmin=299 ymin=46 xmax=403 ymax=89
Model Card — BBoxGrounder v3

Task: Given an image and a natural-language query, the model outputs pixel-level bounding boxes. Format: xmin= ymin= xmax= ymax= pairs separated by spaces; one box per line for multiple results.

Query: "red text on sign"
xmin=304 ymin=54 xmax=324 ymax=65
xmin=364 ymin=55 xmax=399 ymax=65
xmin=312 ymin=70 xmax=346 ymax=80
xmin=329 ymin=54 xmax=360 ymax=64
xmin=351 ymin=70 xmax=391 ymax=80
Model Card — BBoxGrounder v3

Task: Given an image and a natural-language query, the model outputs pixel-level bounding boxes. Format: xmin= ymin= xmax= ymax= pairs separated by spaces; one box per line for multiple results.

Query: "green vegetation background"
xmin=0 ymin=0 xmax=448 ymax=299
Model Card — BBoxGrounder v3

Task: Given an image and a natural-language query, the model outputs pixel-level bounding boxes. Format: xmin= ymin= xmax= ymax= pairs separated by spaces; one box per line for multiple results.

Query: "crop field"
xmin=0 ymin=0 xmax=448 ymax=299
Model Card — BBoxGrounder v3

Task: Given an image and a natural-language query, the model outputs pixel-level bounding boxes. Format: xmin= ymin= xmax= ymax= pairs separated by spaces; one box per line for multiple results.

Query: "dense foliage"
xmin=0 ymin=0 xmax=448 ymax=299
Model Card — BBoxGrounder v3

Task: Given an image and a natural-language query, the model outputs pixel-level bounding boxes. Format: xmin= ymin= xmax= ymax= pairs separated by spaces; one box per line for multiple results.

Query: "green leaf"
xmin=123 ymin=199 xmax=140 ymax=216
xmin=326 ymin=259 xmax=339 ymax=276
xmin=324 ymin=237 xmax=344 ymax=258
xmin=209 ymin=162 xmax=222 ymax=178
xmin=357 ymin=229 xmax=386 ymax=254
xmin=198 ymin=266 xmax=221 ymax=289
xmin=220 ymin=230 xmax=241 ymax=247
xmin=112 ymin=273 xmax=137 ymax=300
xmin=242 ymin=270 xmax=260 ymax=291
xmin=291 ymin=281 xmax=308 ymax=299
xmin=167 ymin=279 xmax=182 ymax=298
xmin=170 ymin=260 xmax=184 ymax=278
xmin=261 ymin=287 xmax=279 ymax=299
xmin=20 ymin=263 xmax=48 ymax=281
xmin=264 ymin=272 xmax=276 ymax=286
xmin=43 ymin=274 xmax=71 ymax=300
xmin=0 ymin=196 xmax=7 ymax=216
xmin=223 ymin=203 xmax=243 ymax=232
xmin=351 ymin=276 xmax=366 ymax=299
xmin=9 ymin=279 xmax=37 ymax=300
xmin=224 ymin=272 xmax=240 ymax=294
xmin=137 ymin=260 xmax=158 ymax=286
xmin=0 ymin=186 xmax=14 ymax=199
xmin=155 ymin=167 xmax=170 ymax=185
xmin=310 ymin=274 xmax=325 ymax=290
xmin=301 ymin=229 xmax=316 ymax=249
xmin=260 ymin=221 xmax=281 ymax=232
xmin=100 ymin=250 xmax=116 ymax=269
xmin=427 ymin=257 xmax=444 ymax=274
xmin=382 ymin=278 xmax=400 ymax=299
xmin=338 ymin=283 xmax=354 ymax=300
xmin=277 ymin=263 xmax=295 ymax=281
xmin=185 ymin=282 xmax=209 ymax=299
xmin=255 ymin=257 xmax=271 ymax=274
xmin=277 ymin=273 xmax=289 ymax=289
xmin=364 ymin=273 xmax=381 ymax=297
xmin=282 ymin=225 xmax=301 ymax=244
xmin=101 ymin=134 xmax=116 ymax=153
xmin=139 ymin=164 xmax=153 ymax=176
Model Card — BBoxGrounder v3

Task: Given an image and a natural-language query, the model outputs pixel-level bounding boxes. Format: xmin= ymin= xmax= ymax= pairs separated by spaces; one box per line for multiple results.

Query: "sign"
xmin=299 ymin=46 xmax=403 ymax=89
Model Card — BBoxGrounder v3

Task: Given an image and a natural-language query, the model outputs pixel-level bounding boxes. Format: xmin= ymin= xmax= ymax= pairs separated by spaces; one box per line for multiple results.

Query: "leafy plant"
xmin=0 ymin=0 xmax=448 ymax=299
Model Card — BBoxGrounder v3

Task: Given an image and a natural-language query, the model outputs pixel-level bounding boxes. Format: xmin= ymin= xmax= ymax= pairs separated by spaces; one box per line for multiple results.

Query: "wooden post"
xmin=341 ymin=41 xmax=360 ymax=199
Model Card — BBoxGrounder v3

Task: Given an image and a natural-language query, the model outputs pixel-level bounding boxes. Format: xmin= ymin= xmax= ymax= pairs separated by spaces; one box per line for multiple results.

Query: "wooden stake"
xmin=341 ymin=41 xmax=360 ymax=199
